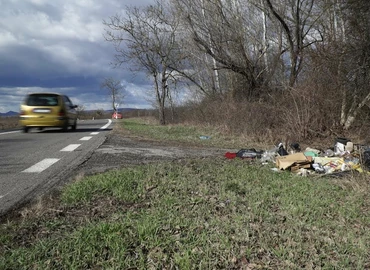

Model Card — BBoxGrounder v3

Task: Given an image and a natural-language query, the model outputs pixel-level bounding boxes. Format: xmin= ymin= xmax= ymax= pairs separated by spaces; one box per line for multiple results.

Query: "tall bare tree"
xmin=265 ymin=0 xmax=325 ymax=87
xmin=172 ymin=0 xmax=268 ymax=100
xmin=312 ymin=0 xmax=370 ymax=129
xmin=337 ymin=0 xmax=370 ymax=129
xmin=100 ymin=77 xmax=125 ymax=113
xmin=104 ymin=0 xmax=184 ymax=125
xmin=75 ymin=104 xmax=86 ymax=120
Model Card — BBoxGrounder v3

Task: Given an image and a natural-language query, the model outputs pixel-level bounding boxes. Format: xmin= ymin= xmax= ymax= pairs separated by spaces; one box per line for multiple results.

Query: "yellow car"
xmin=19 ymin=92 xmax=78 ymax=133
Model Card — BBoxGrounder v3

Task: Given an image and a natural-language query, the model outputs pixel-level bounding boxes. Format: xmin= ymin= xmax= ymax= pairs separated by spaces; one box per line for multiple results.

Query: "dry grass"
xmin=0 ymin=116 xmax=19 ymax=130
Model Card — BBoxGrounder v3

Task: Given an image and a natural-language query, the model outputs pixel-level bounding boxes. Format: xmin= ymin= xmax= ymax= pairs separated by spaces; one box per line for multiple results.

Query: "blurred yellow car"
xmin=19 ymin=92 xmax=78 ymax=133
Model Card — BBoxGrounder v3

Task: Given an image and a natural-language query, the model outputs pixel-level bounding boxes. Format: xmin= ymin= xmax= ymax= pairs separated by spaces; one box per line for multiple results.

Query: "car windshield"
xmin=26 ymin=94 xmax=59 ymax=106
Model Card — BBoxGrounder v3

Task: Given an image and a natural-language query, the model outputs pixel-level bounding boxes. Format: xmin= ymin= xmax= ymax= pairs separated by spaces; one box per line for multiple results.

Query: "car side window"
xmin=63 ymin=96 xmax=73 ymax=108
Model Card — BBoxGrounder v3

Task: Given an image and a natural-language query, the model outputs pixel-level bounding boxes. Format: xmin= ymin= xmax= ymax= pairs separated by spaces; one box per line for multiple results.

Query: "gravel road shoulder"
xmin=75 ymin=125 xmax=231 ymax=176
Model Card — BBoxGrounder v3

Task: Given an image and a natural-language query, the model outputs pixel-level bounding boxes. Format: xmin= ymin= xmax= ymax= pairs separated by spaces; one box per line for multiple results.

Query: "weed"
xmin=1 ymin=159 xmax=370 ymax=269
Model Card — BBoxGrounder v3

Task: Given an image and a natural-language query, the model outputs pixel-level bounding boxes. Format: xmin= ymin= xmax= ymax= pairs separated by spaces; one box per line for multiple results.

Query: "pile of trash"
xmin=225 ymin=137 xmax=370 ymax=176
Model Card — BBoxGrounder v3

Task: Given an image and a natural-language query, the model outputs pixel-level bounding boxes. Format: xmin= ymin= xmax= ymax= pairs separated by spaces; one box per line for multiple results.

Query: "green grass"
xmin=1 ymin=118 xmax=370 ymax=269
xmin=121 ymin=118 xmax=262 ymax=149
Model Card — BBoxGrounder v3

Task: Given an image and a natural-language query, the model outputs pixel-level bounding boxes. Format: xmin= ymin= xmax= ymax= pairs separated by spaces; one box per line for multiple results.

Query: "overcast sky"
xmin=0 ymin=0 xmax=156 ymax=113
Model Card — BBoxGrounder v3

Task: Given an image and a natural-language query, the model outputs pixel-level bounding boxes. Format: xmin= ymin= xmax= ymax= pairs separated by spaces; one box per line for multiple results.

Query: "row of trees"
xmin=103 ymin=0 xmax=370 ymax=133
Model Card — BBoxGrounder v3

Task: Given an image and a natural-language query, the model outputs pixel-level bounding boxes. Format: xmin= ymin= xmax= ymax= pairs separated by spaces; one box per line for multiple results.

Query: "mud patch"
xmin=96 ymin=145 xmax=183 ymax=157
xmin=76 ymin=132 xmax=229 ymax=175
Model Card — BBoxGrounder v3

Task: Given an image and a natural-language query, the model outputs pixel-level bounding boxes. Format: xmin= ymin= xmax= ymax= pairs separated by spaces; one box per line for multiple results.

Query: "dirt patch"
xmin=76 ymin=128 xmax=230 ymax=175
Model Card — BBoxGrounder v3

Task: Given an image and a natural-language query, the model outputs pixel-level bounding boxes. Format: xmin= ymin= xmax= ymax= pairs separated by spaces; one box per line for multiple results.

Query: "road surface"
xmin=0 ymin=119 xmax=112 ymax=216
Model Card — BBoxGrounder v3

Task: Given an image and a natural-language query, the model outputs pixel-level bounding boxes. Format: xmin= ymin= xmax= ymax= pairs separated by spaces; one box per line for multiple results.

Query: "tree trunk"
xmin=343 ymin=91 xmax=370 ymax=129
xmin=153 ymin=73 xmax=166 ymax=125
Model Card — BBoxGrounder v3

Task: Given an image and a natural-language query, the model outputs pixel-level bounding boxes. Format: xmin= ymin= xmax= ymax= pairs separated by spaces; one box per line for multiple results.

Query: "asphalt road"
xmin=0 ymin=119 xmax=113 ymax=217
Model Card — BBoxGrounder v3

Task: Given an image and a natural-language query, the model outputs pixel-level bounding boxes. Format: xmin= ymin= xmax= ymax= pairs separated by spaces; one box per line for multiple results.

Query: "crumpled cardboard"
xmin=276 ymin=153 xmax=312 ymax=171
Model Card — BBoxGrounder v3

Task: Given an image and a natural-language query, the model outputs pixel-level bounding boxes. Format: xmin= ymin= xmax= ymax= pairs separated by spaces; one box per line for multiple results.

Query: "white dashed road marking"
xmin=22 ymin=158 xmax=60 ymax=173
xmin=60 ymin=144 xmax=81 ymax=152
xmin=17 ymin=119 xmax=112 ymax=174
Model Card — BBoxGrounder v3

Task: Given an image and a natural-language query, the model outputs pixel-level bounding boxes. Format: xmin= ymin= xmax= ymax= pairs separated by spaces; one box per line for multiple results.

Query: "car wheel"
xmin=23 ymin=127 xmax=29 ymax=133
xmin=71 ymin=119 xmax=77 ymax=130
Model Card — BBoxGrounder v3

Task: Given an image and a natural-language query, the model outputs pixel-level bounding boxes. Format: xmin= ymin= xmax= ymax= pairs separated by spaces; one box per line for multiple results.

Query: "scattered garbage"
xmin=304 ymin=147 xmax=321 ymax=155
xmin=277 ymin=143 xmax=288 ymax=156
xmin=224 ymin=137 xmax=370 ymax=176
xmin=290 ymin=142 xmax=301 ymax=153
xmin=199 ymin=135 xmax=211 ymax=140
xmin=334 ymin=137 xmax=352 ymax=154
xmin=362 ymin=148 xmax=370 ymax=170
xmin=324 ymin=149 xmax=334 ymax=157
xmin=260 ymin=147 xmax=278 ymax=163
xmin=236 ymin=149 xmax=263 ymax=159
xmin=276 ymin=152 xmax=312 ymax=171
xmin=303 ymin=150 xmax=319 ymax=158
xmin=225 ymin=148 xmax=263 ymax=160
xmin=225 ymin=152 xmax=237 ymax=159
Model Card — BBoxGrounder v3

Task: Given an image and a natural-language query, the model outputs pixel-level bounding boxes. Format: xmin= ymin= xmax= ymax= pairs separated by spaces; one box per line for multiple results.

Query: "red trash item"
xmin=225 ymin=152 xmax=237 ymax=159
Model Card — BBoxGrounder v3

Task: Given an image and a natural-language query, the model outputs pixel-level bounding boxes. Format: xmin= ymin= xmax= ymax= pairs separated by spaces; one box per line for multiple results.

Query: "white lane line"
xmin=100 ymin=119 xmax=112 ymax=130
xmin=0 ymin=130 xmax=20 ymax=135
xmin=60 ymin=144 xmax=81 ymax=152
xmin=22 ymin=158 xmax=60 ymax=173
xmin=90 ymin=132 xmax=99 ymax=135
xmin=80 ymin=136 xmax=92 ymax=141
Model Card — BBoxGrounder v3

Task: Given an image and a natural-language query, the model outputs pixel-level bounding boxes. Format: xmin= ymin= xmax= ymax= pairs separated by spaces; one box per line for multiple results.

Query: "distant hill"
xmin=82 ymin=108 xmax=140 ymax=114
xmin=0 ymin=111 xmax=18 ymax=117
xmin=105 ymin=108 xmax=137 ymax=113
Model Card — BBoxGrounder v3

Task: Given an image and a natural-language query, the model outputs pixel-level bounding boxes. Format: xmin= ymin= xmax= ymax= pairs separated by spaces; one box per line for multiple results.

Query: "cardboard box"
xmin=276 ymin=153 xmax=312 ymax=170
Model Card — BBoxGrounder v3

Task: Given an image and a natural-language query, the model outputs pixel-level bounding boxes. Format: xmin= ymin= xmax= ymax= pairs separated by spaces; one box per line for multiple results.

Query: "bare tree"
xmin=264 ymin=0 xmax=325 ymax=87
xmin=172 ymin=0 xmax=269 ymax=100
xmin=312 ymin=0 xmax=370 ymax=129
xmin=100 ymin=77 xmax=125 ymax=113
xmin=337 ymin=0 xmax=370 ymax=129
xmin=75 ymin=104 xmax=85 ymax=120
xmin=101 ymin=0 xmax=370 ymax=133
xmin=104 ymin=0 xmax=184 ymax=125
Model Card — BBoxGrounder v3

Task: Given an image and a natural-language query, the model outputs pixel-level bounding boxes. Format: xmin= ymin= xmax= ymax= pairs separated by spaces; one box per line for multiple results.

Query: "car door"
xmin=63 ymin=95 xmax=77 ymax=124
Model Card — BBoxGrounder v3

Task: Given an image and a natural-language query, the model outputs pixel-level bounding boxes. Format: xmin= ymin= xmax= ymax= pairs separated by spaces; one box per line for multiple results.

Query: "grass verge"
xmin=120 ymin=117 xmax=273 ymax=150
xmin=1 ymin=118 xmax=369 ymax=269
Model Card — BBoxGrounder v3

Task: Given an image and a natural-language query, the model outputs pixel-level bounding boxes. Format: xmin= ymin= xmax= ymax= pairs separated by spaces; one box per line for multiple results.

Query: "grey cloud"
xmin=0 ymin=0 xmax=156 ymax=113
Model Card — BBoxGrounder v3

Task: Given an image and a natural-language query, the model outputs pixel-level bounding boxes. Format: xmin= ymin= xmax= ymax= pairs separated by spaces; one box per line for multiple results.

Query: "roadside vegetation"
xmin=104 ymin=0 xmax=370 ymax=135
xmin=1 ymin=118 xmax=370 ymax=269
xmin=0 ymin=116 xmax=20 ymax=130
